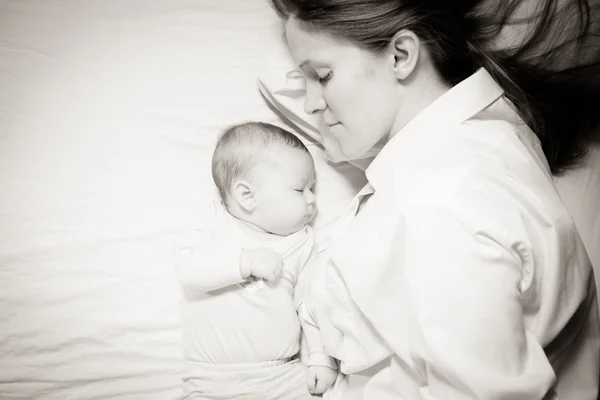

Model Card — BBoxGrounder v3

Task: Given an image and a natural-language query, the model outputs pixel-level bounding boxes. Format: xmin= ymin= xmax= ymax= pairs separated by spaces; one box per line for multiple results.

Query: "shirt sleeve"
xmin=294 ymin=234 xmax=338 ymax=370
xmin=173 ymin=203 xmax=245 ymax=292
xmin=399 ymin=201 xmax=555 ymax=400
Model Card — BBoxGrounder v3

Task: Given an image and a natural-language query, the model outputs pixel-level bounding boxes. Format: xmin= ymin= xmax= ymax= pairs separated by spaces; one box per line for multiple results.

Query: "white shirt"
xmin=310 ymin=69 xmax=600 ymax=399
xmin=174 ymin=201 xmax=333 ymax=367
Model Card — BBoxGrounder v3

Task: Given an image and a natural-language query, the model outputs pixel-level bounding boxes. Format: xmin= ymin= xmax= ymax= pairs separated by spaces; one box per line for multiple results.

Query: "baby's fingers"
xmin=270 ymin=258 xmax=283 ymax=279
xmin=307 ymin=371 xmax=317 ymax=394
xmin=263 ymin=270 xmax=276 ymax=282
xmin=315 ymin=378 xmax=328 ymax=395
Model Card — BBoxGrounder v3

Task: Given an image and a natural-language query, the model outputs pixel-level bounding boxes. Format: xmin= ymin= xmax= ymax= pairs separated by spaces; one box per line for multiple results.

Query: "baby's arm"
xmin=174 ymin=203 xmax=283 ymax=292
xmin=173 ymin=202 xmax=246 ymax=292
xmin=294 ymin=240 xmax=338 ymax=394
xmin=174 ymin=230 xmax=246 ymax=292
xmin=303 ymin=322 xmax=339 ymax=394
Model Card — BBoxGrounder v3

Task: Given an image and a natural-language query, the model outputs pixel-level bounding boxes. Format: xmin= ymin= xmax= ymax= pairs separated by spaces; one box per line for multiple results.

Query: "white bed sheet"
xmin=0 ymin=1 xmax=312 ymax=399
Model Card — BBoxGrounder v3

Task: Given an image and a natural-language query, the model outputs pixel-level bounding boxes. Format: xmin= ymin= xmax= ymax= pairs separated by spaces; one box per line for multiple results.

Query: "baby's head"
xmin=212 ymin=122 xmax=317 ymax=236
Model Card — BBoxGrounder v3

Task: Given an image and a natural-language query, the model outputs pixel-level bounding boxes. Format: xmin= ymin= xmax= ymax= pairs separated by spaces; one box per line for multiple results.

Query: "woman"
xmin=269 ymin=0 xmax=600 ymax=399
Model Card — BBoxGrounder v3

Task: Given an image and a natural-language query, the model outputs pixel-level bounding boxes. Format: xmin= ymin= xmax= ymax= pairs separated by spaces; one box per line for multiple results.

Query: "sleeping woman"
xmin=269 ymin=0 xmax=600 ymax=398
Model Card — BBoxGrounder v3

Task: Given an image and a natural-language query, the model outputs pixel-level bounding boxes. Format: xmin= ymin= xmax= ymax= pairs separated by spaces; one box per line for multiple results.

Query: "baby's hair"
xmin=211 ymin=121 xmax=309 ymax=201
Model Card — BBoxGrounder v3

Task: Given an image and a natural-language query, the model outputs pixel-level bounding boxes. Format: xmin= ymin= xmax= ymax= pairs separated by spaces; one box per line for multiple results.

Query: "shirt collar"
xmin=365 ymin=68 xmax=504 ymax=191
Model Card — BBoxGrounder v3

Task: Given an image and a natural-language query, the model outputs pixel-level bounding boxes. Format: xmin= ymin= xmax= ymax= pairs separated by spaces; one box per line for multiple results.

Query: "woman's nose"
xmin=303 ymin=84 xmax=326 ymax=115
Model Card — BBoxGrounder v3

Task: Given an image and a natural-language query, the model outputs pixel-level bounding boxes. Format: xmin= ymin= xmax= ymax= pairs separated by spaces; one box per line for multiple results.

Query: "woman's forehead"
xmin=285 ymin=19 xmax=343 ymax=56
xmin=285 ymin=18 xmax=366 ymax=67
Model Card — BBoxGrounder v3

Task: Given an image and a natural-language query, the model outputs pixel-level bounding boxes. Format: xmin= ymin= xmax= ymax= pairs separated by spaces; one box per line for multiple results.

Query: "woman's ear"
xmin=232 ymin=180 xmax=256 ymax=212
xmin=388 ymin=30 xmax=420 ymax=81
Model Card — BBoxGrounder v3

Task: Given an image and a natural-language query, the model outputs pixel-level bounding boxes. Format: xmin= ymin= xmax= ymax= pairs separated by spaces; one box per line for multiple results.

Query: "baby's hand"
xmin=307 ymin=365 xmax=337 ymax=395
xmin=240 ymin=248 xmax=283 ymax=282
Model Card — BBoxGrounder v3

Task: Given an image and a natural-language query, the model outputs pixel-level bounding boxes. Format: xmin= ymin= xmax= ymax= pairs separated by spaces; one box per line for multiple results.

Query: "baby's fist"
xmin=240 ymin=248 xmax=283 ymax=282
xmin=307 ymin=365 xmax=337 ymax=395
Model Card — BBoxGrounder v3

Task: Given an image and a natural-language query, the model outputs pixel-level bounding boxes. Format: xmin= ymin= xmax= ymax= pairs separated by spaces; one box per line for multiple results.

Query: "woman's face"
xmin=285 ymin=18 xmax=402 ymax=162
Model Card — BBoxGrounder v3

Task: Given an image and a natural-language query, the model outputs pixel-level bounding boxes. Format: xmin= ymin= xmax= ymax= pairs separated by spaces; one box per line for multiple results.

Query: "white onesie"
xmin=174 ymin=201 xmax=334 ymax=399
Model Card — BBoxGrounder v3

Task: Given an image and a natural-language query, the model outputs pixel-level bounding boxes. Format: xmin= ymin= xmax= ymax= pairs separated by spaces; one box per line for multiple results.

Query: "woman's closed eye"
xmin=318 ymin=71 xmax=332 ymax=84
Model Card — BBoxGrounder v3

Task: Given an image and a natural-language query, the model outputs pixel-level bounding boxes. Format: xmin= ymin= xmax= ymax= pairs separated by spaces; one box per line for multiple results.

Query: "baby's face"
xmin=250 ymin=146 xmax=316 ymax=236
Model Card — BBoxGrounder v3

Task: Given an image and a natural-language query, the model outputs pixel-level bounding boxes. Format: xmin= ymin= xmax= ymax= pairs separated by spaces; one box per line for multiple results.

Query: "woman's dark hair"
xmin=269 ymin=0 xmax=600 ymax=175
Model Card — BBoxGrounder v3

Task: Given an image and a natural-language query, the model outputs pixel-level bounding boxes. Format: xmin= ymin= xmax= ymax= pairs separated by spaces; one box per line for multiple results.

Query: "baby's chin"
xmin=283 ymin=224 xmax=309 ymax=236
xmin=271 ymin=219 xmax=311 ymax=236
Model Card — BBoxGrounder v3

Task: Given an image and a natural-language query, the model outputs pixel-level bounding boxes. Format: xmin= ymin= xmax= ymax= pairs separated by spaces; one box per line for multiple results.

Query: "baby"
xmin=174 ymin=122 xmax=338 ymax=400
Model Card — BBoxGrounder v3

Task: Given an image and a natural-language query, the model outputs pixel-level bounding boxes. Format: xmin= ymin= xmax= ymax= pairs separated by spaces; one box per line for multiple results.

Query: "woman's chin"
xmin=323 ymin=149 xmax=348 ymax=163
xmin=324 ymin=145 xmax=364 ymax=163
xmin=322 ymin=139 xmax=349 ymax=163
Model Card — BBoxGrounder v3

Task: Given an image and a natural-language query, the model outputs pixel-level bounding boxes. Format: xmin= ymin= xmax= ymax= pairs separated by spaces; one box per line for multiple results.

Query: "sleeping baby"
xmin=173 ymin=122 xmax=338 ymax=399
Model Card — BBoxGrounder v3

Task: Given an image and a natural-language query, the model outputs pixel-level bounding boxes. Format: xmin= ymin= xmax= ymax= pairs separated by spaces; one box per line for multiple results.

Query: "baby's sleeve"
xmin=294 ymin=233 xmax=338 ymax=370
xmin=173 ymin=202 xmax=245 ymax=292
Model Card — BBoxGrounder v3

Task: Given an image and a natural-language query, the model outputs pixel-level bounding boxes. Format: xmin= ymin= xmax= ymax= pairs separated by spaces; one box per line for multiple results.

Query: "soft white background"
xmin=1 ymin=0 xmax=598 ymax=399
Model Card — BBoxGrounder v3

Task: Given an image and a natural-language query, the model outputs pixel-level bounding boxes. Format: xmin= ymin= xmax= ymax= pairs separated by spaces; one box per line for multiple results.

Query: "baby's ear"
xmin=232 ymin=180 xmax=256 ymax=212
